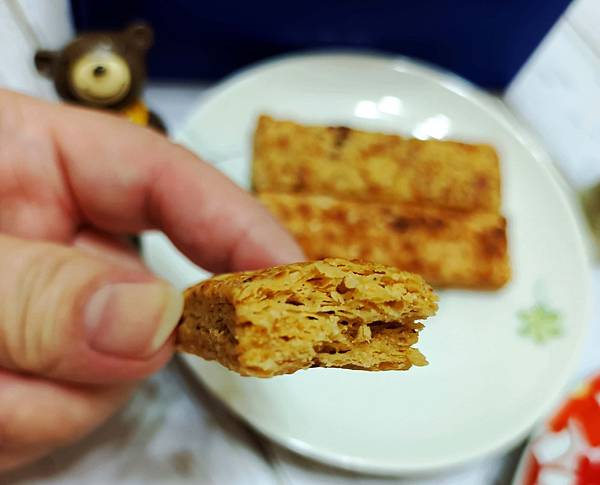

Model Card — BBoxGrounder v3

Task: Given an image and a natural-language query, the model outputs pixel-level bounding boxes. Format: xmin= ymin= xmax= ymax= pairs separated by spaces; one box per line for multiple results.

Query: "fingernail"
xmin=84 ymin=281 xmax=183 ymax=359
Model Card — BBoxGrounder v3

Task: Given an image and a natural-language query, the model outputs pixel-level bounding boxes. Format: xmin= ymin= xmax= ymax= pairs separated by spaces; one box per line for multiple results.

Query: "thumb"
xmin=0 ymin=235 xmax=182 ymax=384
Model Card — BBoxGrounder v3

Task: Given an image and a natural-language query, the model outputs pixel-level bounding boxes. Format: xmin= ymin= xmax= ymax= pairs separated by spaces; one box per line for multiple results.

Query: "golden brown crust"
xmin=259 ymin=192 xmax=510 ymax=289
xmin=252 ymin=115 xmax=501 ymax=212
xmin=177 ymin=258 xmax=438 ymax=377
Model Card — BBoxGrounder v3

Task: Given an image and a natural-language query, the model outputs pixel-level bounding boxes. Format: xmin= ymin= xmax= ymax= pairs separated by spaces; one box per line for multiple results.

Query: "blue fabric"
xmin=70 ymin=0 xmax=571 ymax=89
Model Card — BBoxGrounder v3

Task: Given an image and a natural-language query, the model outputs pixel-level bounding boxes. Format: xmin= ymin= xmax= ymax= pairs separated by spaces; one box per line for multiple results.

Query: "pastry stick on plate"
xmin=259 ymin=192 xmax=511 ymax=289
xmin=252 ymin=115 xmax=501 ymax=212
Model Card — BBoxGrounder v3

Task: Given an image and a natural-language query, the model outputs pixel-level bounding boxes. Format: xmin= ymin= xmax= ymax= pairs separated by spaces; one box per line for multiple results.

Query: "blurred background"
xmin=1 ymin=1 xmax=600 ymax=484
xmin=2 ymin=0 xmax=599 ymax=187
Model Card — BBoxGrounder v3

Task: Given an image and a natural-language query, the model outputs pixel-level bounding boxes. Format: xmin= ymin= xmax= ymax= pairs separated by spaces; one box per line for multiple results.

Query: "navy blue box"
xmin=71 ymin=0 xmax=571 ymax=89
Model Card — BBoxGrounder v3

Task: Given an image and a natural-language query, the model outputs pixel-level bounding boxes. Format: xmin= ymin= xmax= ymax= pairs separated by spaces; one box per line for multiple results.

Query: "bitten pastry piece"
xmin=177 ymin=258 xmax=437 ymax=377
xmin=253 ymin=115 xmax=501 ymax=212
xmin=259 ymin=192 xmax=510 ymax=289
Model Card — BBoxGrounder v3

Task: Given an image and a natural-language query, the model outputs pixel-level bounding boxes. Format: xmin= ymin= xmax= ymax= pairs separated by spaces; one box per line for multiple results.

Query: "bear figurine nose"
xmin=93 ymin=65 xmax=107 ymax=77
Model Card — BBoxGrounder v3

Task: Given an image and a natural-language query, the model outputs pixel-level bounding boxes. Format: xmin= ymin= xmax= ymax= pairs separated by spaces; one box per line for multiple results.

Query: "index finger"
xmin=10 ymin=91 xmax=304 ymax=273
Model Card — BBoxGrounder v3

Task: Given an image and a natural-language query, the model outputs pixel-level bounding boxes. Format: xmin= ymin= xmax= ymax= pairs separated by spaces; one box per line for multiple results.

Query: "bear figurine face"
xmin=35 ymin=23 xmax=153 ymax=110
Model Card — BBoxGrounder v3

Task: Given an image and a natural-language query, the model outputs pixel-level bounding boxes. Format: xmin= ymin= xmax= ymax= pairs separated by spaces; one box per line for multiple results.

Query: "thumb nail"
xmin=84 ymin=281 xmax=183 ymax=359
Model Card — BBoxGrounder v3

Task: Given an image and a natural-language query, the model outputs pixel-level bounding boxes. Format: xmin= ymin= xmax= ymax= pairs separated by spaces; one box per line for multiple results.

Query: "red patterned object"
xmin=519 ymin=375 xmax=600 ymax=485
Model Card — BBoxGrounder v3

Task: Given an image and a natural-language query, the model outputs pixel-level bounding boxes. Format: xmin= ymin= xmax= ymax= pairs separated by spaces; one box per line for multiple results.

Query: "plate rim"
xmin=171 ymin=50 xmax=594 ymax=475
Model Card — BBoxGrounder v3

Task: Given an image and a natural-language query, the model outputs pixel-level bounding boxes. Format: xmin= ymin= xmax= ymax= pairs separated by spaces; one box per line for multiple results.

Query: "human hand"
xmin=0 ymin=89 xmax=303 ymax=470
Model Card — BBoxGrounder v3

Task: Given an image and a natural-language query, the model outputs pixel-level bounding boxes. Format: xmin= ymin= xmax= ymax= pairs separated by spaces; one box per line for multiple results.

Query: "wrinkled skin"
xmin=0 ymin=89 xmax=303 ymax=471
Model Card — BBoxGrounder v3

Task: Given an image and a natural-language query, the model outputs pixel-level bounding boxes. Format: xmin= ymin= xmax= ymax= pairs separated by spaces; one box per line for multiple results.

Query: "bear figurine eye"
xmin=93 ymin=65 xmax=106 ymax=78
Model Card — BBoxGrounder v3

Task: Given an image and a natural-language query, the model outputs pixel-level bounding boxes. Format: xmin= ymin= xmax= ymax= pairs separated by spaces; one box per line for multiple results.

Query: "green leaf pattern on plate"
xmin=518 ymin=302 xmax=562 ymax=344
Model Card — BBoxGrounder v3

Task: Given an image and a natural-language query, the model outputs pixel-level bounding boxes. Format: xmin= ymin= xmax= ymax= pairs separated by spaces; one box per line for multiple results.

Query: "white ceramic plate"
xmin=142 ymin=53 xmax=592 ymax=475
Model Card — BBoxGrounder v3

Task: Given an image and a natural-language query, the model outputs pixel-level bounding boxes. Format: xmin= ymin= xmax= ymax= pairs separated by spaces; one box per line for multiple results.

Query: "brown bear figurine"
xmin=34 ymin=22 xmax=166 ymax=134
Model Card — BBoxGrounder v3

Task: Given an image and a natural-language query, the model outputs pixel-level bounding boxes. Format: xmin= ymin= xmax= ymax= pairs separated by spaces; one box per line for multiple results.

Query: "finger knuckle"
xmin=0 ymin=242 xmax=90 ymax=373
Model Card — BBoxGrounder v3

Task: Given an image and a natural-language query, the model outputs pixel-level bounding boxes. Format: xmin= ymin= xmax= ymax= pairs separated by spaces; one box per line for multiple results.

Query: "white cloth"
xmin=0 ymin=0 xmax=72 ymax=99
xmin=505 ymin=0 xmax=600 ymax=191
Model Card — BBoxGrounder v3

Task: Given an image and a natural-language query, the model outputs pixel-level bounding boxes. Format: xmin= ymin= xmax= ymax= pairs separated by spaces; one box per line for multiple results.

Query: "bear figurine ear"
xmin=34 ymin=50 xmax=56 ymax=77
xmin=125 ymin=22 xmax=154 ymax=51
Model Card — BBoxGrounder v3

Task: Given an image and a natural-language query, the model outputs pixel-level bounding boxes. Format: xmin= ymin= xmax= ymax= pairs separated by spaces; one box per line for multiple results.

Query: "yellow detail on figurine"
xmin=121 ymin=100 xmax=150 ymax=126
